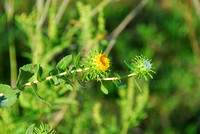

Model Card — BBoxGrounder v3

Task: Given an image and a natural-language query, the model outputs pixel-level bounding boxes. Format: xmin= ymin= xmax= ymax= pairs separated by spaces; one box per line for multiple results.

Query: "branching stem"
xmin=14 ymin=68 xmax=137 ymax=89
xmin=105 ymin=0 xmax=149 ymax=54
xmin=55 ymin=0 xmax=70 ymax=24
xmin=37 ymin=0 xmax=51 ymax=30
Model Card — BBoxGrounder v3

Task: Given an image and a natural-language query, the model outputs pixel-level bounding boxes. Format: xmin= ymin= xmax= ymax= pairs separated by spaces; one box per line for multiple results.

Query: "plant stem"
xmin=55 ymin=0 xmax=70 ymax=24
xmin=14 ymin=68 xmax=137 ymax=89
xmin=193 ymin=0 xmax=200 ymax=19
xmin=37 ymin=0 xmax=51 ymax=30
xmin=91 ymin=0 xmax=115 ymax=17
xmin=105 ymin=0 xmax=149 ymax=54
xmin=23 ymin=68 xmax=89 ymax=86
xmin=4 ymin=0 xmax=17 ymax=87
xmin=103 ymin=72 xmax=137 ymax=80
xmin=9 ymin=41 xmax=17 ymax=87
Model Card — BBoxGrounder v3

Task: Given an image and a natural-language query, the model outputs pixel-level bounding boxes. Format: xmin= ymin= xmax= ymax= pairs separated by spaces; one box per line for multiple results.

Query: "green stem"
xmin=5 ymin=0 xmax=17 ymax=87
xmin=91 ymin=0 xmax=115 ymax=17
xmin=14 ymin=68 xmax=137 ymax=90
xmin=37 ymin=0 xmax=51 ymax=30
xmin=55 ymin=0 xmax=70 ymax=24
xmin=105 ymin=0 xmax=149 ymax=54
xmin=9 ymin=42 xmax=17 ymax=87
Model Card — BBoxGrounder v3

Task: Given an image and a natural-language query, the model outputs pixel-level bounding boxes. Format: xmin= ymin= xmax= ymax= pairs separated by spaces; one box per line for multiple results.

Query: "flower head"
xmin=94 ymin=53 xmax=110 ymax=72
xmin=127 ymin=55 xmax=155 ymax=81
xmin=82 ymin=51 xmax=110 ymax=81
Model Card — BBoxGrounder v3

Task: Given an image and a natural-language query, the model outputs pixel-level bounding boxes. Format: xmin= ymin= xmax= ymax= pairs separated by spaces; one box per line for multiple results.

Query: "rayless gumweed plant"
xmin=0 ymin=50 xmax=155 ymax=108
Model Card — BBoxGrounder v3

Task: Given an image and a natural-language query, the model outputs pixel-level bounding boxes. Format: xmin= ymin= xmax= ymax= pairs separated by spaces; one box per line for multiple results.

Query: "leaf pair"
xmin=16 ymin=64 xmax=43 ymax=89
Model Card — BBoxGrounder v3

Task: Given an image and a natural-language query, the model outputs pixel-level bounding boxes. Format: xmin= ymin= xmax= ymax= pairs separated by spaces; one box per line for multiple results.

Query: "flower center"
xmin=144 ymin=60 xmax=151 ymax=69
xmin=94 ymin=54 xmax=110 ymax=72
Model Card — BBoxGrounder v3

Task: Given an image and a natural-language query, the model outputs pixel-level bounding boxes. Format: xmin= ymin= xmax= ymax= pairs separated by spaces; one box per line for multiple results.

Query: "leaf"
xmin=31 ymin=83 xmax=51 ymax=107
xmin=61 ymin=76 xmax=76 ymax=88
xmin=75 ymin=53 xmax=81 ymax=68
xmin=49 ymin=69 xmax=58 ymax=76
xmin=78 ymin=80 xmax=88 ymax=88
xmin=134 ymin=78 xmax=142 ymax=92
xmin=112 ymin=80 xmax=127 ymax=88
xmin=73 ymin=71 xmax=77 ymax=80
xmin=56 ymin=55 xmax=72 ymax=73
xmin=25 ymin=124 xmax=35 ymax=134
xmin=16 ymin=64 xmax=38 ymax=88
xmin=100 ymin=81 xmax=108 ymax=94
xmin=65 ymin=84 xmax=73 ymax=91
xmin=37 ymin=64 xmax=43 ymax=81
xmin=49 ymin=76 xmax=60 ymax=86
xmin=58 ymin=84 xmax=73 ymax=95
xmin=124 ymin=61 xmax=135 ymax=70
xmin=113 ymin=72 xmax=121 ymax=79
xmin=0 ymin=84 xmax=18 ymax=108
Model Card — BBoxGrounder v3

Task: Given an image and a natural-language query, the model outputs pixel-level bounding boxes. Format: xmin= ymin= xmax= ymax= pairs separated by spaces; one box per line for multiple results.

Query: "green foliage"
xmin=2 ymin=0 xmax=199 ymax=133
xmin=25 ymin=124 xmax=35 ymax=134
xmin=75 ymin=53 xmax=81 ymax=68
xmin=118 ymin=78 xmax=149 ymax=133
xmin=125 ymin=55 xmax=155 ymax=81
xmin=77 ymin=2 xmax=93 ymax=47
xmin=16 ymin=64 xmax=39 ymax=89
xmin=0 ymin=84 xmax=18 ymax=108
xmin=100 ymin=81 xmax=108 ymax=94
xmin=31 ymin=83 xmax=51 ymax=107
xmin=26 ymin=123 xmax=55 ymax=134
xmin=37 ymin=65 xmax=43 ymax=82
xmin=112 ymin=80 xmax=126 ymax=88
xmin=56 ymin=55 xmax=72 ymax=73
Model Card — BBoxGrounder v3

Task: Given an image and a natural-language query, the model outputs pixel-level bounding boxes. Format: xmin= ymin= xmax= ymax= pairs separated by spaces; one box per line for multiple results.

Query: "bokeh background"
xmin=0 ymin=0 xmax=200 ymax=133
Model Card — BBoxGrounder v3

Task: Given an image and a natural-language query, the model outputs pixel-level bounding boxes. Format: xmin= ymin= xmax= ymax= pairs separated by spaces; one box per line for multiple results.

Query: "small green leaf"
xmin=75 ymin=53 xmax=81 ymax=68
xmin=65 ymin=84 xmax=73 ymax=91
xmin=113 ymin=72 xmax=121 ymax=78
xmin=16 ymin=64 xmax=38 ymax=88
xmin=37 ymin=64 xmax=43 ymax=81
xmin=100 ymin=81 xmax=108 ymax=94
xmin=49 ymin=76 xmax=60 ymax=86
xmin=0 ymin=84 xmax=18 ymax=108
xmin=124 ymin=61 xmax=135 ymax=70
xmin=58 ymin=84 xmax=73 ymax=95
xmin=134 ymin=78 xmax=142 ymax=92
xmin=31 ymin=83 xmax=51 ymax=107
xmin=73 ymin=71 xmax=77 ymax=80
xmin=56 ymin=55 xmax=72 ymax=73
xmin=49 ymin=69 xmax=58 ymax=76
xmin=113 ymin=72 xmax=122 ymax=82
xmin=78 ymin=80 xmax=88 ymax=88
xmin=25 ymin=124 xmax=35 ymax=134
xmin=112 ymin=80 xmax=127 ymax=88
xmin=61 ymin=76 xmax=76 ymax=88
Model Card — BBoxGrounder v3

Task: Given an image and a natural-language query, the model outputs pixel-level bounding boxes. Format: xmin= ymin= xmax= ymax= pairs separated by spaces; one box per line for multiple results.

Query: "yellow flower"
xmin=94 ymin=54 xmax=110 ymax=72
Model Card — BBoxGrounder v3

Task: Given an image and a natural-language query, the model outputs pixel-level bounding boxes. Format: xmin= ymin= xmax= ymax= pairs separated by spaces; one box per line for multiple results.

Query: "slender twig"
xmin=14 ymin=68 xmax=137 ymax=90
xmin=9 ymin=39 xmax=17 ymax=87
xmin=103 ymin=72 xmax=137 ymax=80
xmin=4 ymin=0 xmax=17 ymax=87
xmin=36 ymin=0 xmax=44 ymax=16
xmin=23 ymin=68 xmax=89 ymax=86
xmin=55 ymin=0 xmax=70 ymax=24
xmin=91 ymin=0 xmax=115 ymax=17
xmin=193 ymin=0 xmax=200 ymax=18
xmin=37 ymin=0 xmax=51 ymax=30
xmin=105 ymin=0 xmax=149 ymax=54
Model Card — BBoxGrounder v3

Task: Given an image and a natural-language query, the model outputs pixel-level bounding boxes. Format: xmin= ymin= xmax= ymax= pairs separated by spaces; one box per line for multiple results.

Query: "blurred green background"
xmin=0 ymin=0 xmax=200 ymax=133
